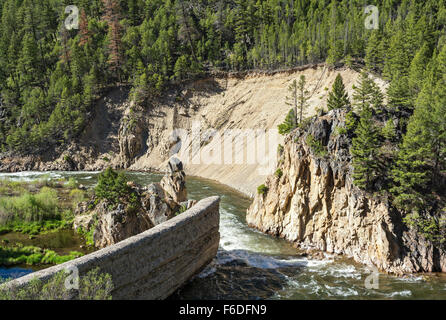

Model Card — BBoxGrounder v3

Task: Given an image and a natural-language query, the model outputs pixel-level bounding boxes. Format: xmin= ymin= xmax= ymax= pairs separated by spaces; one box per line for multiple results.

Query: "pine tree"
xmin=382 ymin=119 xmax=396 ymax=142
xmin=365 ymin=30 xmax=382 ymax=72
xmin=326 ymin=0 xmax=343 ymax=66
xmin=352 ymin=72 xmax=374 ymax=112
xmin=296 ymin=75 xmax=309 ymax=125
xmin=174 ymin=55 xmax=189 ymax=81
xmin=370 ymin=81 xmax=384 ymax=111
xmin=351 ymin=106 xmax=381 ymax=190
xmin=176 ymin=0 xmax=199 ymax=63
xmin=278 ymin=109 xmax=297 ymax=135
xmin=383 ymin=28 xmax=411 ymax=81
xmin=391 ymin=109 xmax=432 ymax=212
xmin=79 ymin=9 xmax=91 ymax=47
xmin=103 ymin=0 xmax=123 ymax=80
xmin=391 ymin=46 xmax=446 ymax=212
xmin=387 ymin=70 xmax=412 ymax=111
xmin=408 ymin=44 xmax=431 ymax=97
xmin=327 ymin=74 xmax=350 ymax=110
xmin=20 ymin=32 xmax=39 ymax=73
xmin=285 ymin=79 xmax=299 ymax=127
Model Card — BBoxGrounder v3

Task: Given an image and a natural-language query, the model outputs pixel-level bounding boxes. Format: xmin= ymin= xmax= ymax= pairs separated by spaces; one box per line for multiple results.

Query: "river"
xmin=1 ymin=171 xmax=446 ymax=300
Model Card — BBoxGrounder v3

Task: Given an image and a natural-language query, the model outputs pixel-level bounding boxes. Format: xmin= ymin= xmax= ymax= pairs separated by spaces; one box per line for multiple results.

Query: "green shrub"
xmin=275 ymin=169 xmax=283 ymax=179
xmin=78 ymin=268 xmax=114 ymax=300
xmin=66 ymin=178 xmax=79 ymax=189
xmin=95 ymin=168 xmax=131 ymax=205
xmin=0 ymin=187 xmax=60 ymax=225
xmin=175 ymin=204 xmax=188 ymax=217
xmin=278 ymin=109 xmax=297 ymax=135
xmin=257 ymin=184 xmax=269 ymax=195
xmin=403 ymin=212 xmax=446 ymax=246
xmin=0 ymin=245 xmax=84 ymax=267
xmin=0 ymin=180 xmax=27 ymax=195
xmin=334 ymin=126 xmax=348 ymax=136
xmin=63 ymin=155 xmax=72 ymax=163
xmin=0 ymin=268 xmax=113 ymax=300
xmin=306 ymin=134 xmax=328 ymax=158
xmin=77 ymin=224 xmax=96 ymax=247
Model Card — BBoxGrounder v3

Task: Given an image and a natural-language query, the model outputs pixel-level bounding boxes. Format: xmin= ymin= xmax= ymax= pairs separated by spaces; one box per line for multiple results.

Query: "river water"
xmin=1 ymin=171 xmax=446 ymax=300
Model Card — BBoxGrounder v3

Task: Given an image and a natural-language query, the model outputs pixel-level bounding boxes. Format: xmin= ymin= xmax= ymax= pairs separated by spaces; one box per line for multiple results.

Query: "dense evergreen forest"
xmin=0 ymin=0 xmax=446 ymax=240
xmin=0 ymin=0 xmax=443 ymax=153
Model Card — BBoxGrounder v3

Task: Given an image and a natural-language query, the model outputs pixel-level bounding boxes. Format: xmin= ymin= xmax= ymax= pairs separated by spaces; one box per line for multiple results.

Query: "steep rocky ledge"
xmin=247 ymin=109 xmax=446 ymax=275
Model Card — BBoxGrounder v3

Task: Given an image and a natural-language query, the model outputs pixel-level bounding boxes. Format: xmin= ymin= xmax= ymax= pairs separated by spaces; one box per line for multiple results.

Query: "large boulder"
xmin=160 ymin=157 xmax=188 ymax=204
xmin=118 ymin=111 xmax=146 ymax=168
xmin=93 ymin=202 xmax=154 ymax=249
xmin=140 ymin=183 xmax=177 ymax=226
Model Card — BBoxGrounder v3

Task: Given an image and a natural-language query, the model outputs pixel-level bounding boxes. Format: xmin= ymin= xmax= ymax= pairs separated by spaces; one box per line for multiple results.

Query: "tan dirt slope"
xmin=0 ymin=65 xmax=386 ymax=196
xmin=130 ymin=65 xmax=386 ymax=196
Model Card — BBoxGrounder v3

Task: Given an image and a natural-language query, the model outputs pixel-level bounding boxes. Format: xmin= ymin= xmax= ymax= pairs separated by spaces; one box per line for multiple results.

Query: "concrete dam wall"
xmin=6 ymin=196 xmax=221 ymax=300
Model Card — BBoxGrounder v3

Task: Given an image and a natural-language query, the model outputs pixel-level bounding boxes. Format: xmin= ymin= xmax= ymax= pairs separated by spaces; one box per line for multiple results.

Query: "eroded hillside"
xmin=128 ymin=65 xmax=386 ymax=195
xmin=0 ymin=65 xmax=386 ymax=196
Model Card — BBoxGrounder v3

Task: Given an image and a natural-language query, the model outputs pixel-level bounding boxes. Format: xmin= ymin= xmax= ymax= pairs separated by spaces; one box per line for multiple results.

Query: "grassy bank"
xmin=0 ymin=244 xmax=84 ymax=267
xmin=0 ymin=178 xmax=88 ymax=236
xmin=0 ymin=178 xmax=91 ymax=268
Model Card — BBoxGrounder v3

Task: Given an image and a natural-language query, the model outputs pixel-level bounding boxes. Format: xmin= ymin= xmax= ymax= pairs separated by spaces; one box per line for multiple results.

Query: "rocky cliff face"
xmin=247 ymin=109 xmax=446 ymax=274
xmin=118 ymin=104 xmax=148 ymax=168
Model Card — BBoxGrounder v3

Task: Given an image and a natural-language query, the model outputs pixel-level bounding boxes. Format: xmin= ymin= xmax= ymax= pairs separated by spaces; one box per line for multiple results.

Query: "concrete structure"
xmin=5 ymin=196 xmax=220 ymax=300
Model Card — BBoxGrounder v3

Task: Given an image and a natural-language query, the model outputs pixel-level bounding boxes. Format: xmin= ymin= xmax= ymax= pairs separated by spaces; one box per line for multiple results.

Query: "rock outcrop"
xmin=118 ymin=106 xmax=147 ymax=168
xmin=74 ymin=158 xmax=195 ymax=249
xmin=160 ymin=157 xmax=187 ymax=204
xmin=247 ymin=109 xmax=446 ymax=274
xmin=92 ymin=202 xmax=154 ymax=249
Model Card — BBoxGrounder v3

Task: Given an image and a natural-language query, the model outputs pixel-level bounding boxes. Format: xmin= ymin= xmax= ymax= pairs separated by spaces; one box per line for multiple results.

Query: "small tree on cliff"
xmin=297 ymin=75 xmax=310 ymax=125
xmin=351 ymin=106 xmax=381 ymax=190
xmin=95 ymin=168 xmax=131 ymax=205
xmin=278 ymin=109 xmax=297 ymax=135
xmin=352 ymin=72 xmax=385 ymax=114
xmin=285 ymin=79 xmax=299 ymax=127
xmin=286 ymin=75 xmax=309 ymax=127
xmin=327 ymin=74 xmax=350 ymax=110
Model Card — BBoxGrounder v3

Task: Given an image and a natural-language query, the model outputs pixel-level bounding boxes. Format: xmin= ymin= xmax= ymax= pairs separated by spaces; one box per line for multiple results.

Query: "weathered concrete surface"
xmin=6 ymin=196 xmax=220 ymax=300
